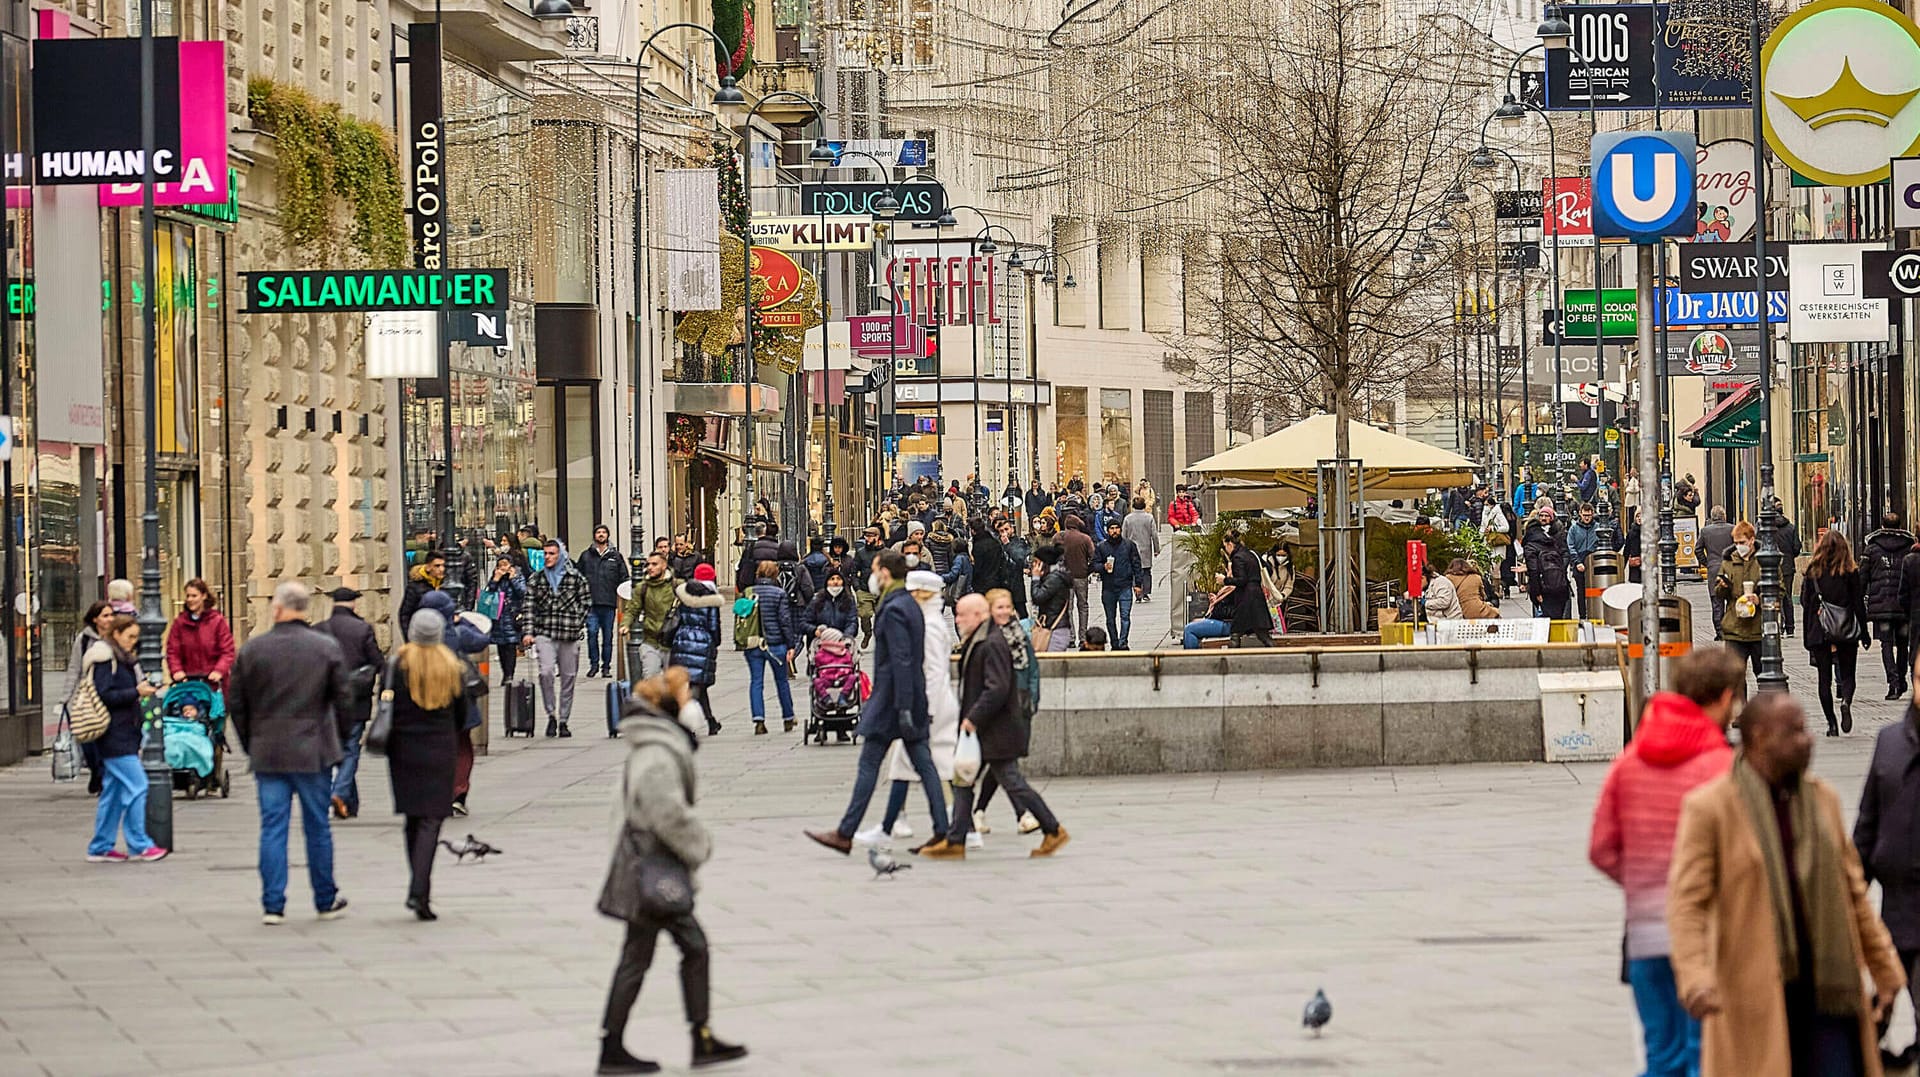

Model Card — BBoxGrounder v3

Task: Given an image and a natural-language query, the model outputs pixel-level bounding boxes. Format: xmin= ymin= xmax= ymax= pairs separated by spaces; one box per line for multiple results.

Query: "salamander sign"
xmin=240 ymin=269 xmax=508 ymax=314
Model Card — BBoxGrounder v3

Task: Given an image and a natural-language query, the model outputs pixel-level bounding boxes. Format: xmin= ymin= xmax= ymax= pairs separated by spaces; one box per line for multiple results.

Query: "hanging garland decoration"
xmin=711 ymin=0 xmax=754 ymax=77
xmin=714 ymin=139 xmax=750 ymax=239
xmin=673 ymin=233 xmax=827 ymax=375
xmin=667 ymin=415 xmax=706 ymax=456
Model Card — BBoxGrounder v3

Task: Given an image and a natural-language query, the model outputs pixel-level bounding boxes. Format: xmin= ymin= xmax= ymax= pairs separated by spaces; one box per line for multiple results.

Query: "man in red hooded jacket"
xmin=1589 ymin=647 xmax=1745 ymax=1077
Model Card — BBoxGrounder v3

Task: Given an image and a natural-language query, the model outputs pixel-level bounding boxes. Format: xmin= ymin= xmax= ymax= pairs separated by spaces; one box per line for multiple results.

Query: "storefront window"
xmin=1056 ymin=386 xmax=1087 ymax=484
xmin=533 ymin=383 xmax=599 ymax=542
xmin=154 ymin=220 xmax=198 ymax=457
xmin=155 ymin=474 xmax=200 ymax=610
xmin=1100 ymin=387 xmax=1132 ymax=484
xmin=1792 ymin=345 xmax=1846 ymax=532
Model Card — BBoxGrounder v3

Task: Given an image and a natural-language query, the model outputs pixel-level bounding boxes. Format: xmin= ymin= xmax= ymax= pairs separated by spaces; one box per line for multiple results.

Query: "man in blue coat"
xmin=1094 ymin=515 xmax=1148 ymax=649
xmin=806 ymin=549 xmax=950 ymax=854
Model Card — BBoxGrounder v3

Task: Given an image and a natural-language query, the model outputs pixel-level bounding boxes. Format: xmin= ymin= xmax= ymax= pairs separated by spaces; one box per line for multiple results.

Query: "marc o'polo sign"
xmin=799 ymin=182 xmax=947 ymax=223
xmin=1677 ymin=243 xmax=1789 ymax=293
xmin=240 ymin=269 xmax=509 ymax=314
xmin=31 ymin=37 xmax=183 ymax=185
xmin=408 ymin=23 xmax=446 ymax=270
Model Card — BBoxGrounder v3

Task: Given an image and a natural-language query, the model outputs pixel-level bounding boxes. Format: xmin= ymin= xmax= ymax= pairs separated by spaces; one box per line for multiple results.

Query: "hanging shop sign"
xmin=446 ymin=309 xmax=510 ymax=347
xmin=1559 ymin=288 xmax=1638 ymax=340
xmin=1655 ymin=4 xmax=1754 ymax=109
xmin=364 ymin=312 xmax=439 ymax=379
xmin=1543 ymin=177 xmax=1595 ymax=247
xmin=1892 ymin=157 xmax=1920 ymax=230
xmin=1498 ymin=241 xmax=1541 ymax=270
xmin=848 ymin=314 xmax=927 ymax=358
xmin=1496 ymin=189 xmax=1544 ymax=222
xmin=1863 ymin=248 xmax=1920 ymax=299
xmin=407 ymin=23 xmax=445 ymax=269
xmin=1677 ymin=243 xmax=1788 ymax=292
xmin=1660 ymin=287 xmax=1790 ymax=325
xmin=30 ymin=37 xmax=182 ymax=185
xmin=240 ymin=269 xmax=509 ymax=314
xmin=800 ymin=182 xmax=947 ymax=223
xmin=818 ymin=139 xmax=930 ymax=168
xmin=96 ymin=41 xmax=228 ymax=207
xmin=1690 ymin=139 xmax=1757 ymax=243
xmin=1590 ymin=130 xmax=1697 ymax=241
xmin=883 ymin=253 xmax=1004 ymax=326
xmin=1788 ymin=241 xmax=1889 ymax=342
xmin=1760 ymin=0 xmax=1920 ymax=187
xmin=751 ymin=247 xmax=803 ymax=308
xmin=1664 ymin=328 xmax=1763 ymax=386
xmin=750 ymin=215 xmax=883 ymax=251
xmin=1546 ymin=5 xmax=1659 ymax=110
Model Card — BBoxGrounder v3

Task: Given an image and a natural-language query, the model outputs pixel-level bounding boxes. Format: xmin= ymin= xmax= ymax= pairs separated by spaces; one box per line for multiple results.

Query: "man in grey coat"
xmin=1121 ymin=497 xmax=1161 ymax=603
xmin=1698 ymin=506 xmax=1735 ymax=638
xmin=227 ymin=581 xmax=354 ymax=925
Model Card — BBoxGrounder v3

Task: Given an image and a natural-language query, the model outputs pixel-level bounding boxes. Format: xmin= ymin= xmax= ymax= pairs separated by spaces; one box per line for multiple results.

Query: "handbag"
xmin=364 ymin=656 xmax=401 ymax=755
xmin=597 ymin=768 xmax=695 ymax=922
xmin=475 ymin=587 xmax=503 ymax=622
xmin=1818 ymin=598 xmax=1860 ymax=642
xmin=50 ymin=705 xmax=79 ymax=782
xmin=1029 ymin=603 xmax=1067 ymax=652
xmin=68 ymin=665 xmax=113 ymax=743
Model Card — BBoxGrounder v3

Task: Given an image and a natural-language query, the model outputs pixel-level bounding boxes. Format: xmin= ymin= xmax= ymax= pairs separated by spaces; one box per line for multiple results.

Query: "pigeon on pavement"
xmin=440 ymin=834 xmax=502 ymax=863
xmin=868 ymin=846 xmax=911 ymax=880
xmin=1302 ymin=989 xmax=1332 ymax=1036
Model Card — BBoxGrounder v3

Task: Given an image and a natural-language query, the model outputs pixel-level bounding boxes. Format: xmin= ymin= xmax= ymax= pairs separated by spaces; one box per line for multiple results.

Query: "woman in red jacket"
xmin=164 ymin=578 xmax=237 ymax=690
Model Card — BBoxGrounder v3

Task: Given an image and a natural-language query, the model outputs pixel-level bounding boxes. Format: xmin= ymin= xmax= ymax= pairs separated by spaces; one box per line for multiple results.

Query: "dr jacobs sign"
xmin=240 ymin=269 xmax=508 ymax=314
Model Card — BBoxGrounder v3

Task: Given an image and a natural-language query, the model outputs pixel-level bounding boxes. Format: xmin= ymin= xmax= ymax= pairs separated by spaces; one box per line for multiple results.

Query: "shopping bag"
xmin=952 ymin=729 xmax=982 ymax=787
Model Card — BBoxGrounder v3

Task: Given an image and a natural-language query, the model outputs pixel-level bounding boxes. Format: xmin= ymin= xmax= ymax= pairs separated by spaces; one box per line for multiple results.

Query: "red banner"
xmin=1543 ymin=177 xmax=1594 ymax=247
xmin=1407 ymin=540 xmax=1427 ymax=599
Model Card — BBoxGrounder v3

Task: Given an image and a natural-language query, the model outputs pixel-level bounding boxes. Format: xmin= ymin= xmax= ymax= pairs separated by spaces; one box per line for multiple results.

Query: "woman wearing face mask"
xmin=1711 ymin=520 xmax=1764 ymax=681
xmin=803 ymin=570 xmax=859 ymax=643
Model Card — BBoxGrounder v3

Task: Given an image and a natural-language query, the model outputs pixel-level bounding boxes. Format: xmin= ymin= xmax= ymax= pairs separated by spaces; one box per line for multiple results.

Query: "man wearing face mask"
xmin=1522 ymin=499 xmax=1574 ymax=620
xmin=1712 ymin=521 xmax=1765 ymax=682
xmin=805 ymin=550 xmax=950 ymax=855
xmin=1567 ymin=502 xmax=1601 ymax=616
xmin=851 ymin=526 xmax=886 ymax=648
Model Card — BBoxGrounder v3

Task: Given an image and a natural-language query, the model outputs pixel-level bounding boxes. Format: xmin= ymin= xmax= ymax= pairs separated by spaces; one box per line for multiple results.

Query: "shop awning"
xmin=694 ymin=446 xmax=791 ymax=475
xmin=1682 ymin=382 xmax=1760 ymax=449
xmin=1184 ymin=413 xmax=1478 ymax=501
xmin=664 ymin=382 xmax=781 ymax=420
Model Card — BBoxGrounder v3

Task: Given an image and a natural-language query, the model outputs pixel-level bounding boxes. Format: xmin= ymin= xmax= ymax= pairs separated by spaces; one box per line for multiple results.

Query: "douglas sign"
xmin=799 ymin=182 xmax=947 ymax=223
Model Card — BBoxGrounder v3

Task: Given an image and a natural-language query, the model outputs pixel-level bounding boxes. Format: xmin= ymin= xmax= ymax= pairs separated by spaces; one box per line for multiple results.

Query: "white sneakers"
xmin=891 ymin=821 xmax=914 ymax=839
xmin=1018 ymin=812 xmax=1040 ymax=834
xmin=972 ymin=811 xmax=991 ymax=835
xmin=852 ymin=826 xmax=887 ymax=846
xmin=964 ymin=832 xmax=984 ymax=850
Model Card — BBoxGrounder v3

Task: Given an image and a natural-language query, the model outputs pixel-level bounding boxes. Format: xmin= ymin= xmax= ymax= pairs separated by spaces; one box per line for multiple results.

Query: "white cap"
xmin=906 ymin=569 xmax=945 ymax=594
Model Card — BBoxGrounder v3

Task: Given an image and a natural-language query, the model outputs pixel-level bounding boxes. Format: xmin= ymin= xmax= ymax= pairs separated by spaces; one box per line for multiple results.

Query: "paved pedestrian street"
xmin=3 ymin=571 xmax=1913 ymax=1076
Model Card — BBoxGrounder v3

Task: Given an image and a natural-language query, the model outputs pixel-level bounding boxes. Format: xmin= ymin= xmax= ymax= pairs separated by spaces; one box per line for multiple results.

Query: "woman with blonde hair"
xmin=1800 ymin=526 xmax=1868 ymax=736
xmin=384 ymin=609 xmax=467 ymax=921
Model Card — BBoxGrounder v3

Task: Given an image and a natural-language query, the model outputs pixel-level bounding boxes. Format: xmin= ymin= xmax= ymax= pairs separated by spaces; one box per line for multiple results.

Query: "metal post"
xmin=1635 ymin=240 xmax=1662 ymax=697
xmin=1751 ymin=3 xmax=1786 ymax=693
xmin=819 ymin=206 xmax=834 ymax=540
xmin=1536 ymin=107 xmax=1566 ymax=501
xmin=631 ymin=61 xmax=647 ymax=579
xmin=135 ymin=0 xmax=171 ymax=850
xmin=739 ymin=124 xmax=757 ymax=534
xmin=1005 ymin=258 xmax=1016 ymax=497
xmin=1593 ymin=239 xmax=1615 ymax=554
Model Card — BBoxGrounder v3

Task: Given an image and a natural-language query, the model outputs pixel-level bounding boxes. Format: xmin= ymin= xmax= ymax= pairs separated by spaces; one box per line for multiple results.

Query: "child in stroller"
xmin=162 ymin=677 xmax=230 ymax=799
xmin=804 ymin=628 xmax=866 ymax=745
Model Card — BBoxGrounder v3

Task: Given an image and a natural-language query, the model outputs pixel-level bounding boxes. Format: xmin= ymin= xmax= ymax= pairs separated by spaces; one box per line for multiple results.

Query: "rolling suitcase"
xmin=503 ymin=680 xmax=536 ymax=737
xmin=606 ymin=680 xmax=631 ymax=738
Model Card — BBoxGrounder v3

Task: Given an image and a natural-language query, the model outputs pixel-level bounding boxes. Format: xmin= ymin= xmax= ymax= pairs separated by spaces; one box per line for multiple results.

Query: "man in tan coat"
xmin=1668 ymin=693 xmax=1906 ymax=1076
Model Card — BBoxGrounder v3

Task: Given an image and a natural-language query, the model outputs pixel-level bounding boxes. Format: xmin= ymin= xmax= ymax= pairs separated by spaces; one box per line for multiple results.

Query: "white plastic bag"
xmin=952 ymin=729 xmax=982 ymax=787
xmin=49 ymin=705 xmax=79 ymax=783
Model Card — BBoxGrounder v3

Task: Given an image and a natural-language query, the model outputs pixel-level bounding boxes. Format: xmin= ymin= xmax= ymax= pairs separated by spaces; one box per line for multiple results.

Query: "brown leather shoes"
xmin=918 ymin=839 xmax=965 ymax=860
xmin=805 ymin=829 xmax=853 ymax=855
xmin=1030 ymin=827 xmax=1071 ymax=857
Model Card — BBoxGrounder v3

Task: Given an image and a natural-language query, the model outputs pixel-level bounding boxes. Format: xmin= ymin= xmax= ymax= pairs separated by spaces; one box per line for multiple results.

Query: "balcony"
xmin=564 ymin=15 xmax=599 ymax=54
xmin=745 ymin=62 xmax=821 ymax=122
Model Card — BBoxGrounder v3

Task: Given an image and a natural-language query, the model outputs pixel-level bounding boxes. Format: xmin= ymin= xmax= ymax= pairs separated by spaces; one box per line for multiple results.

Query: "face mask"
xmin=868 ymin=573 xmax=882 ymax=595
xmin=827 ymin=584 xmax=844 ymax=597
xmin=906 ymin=554 xmax=920 ymax=568
xmin=1735 ymin=543 xmax=1753 ymax=557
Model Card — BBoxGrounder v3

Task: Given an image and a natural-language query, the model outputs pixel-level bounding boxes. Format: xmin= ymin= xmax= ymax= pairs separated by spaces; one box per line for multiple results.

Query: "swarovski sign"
xmin=1677 ymin=244 xmax=1789 ymax=292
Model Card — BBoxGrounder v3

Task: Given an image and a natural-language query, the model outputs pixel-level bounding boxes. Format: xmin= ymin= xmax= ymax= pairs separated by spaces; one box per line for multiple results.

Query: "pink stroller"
xmin=804 ymin=634 xmax=866 ymax=746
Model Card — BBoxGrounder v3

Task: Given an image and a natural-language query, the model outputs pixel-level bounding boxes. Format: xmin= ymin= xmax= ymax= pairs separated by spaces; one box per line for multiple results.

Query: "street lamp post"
xmin=1749 ymin=0 xmax=1786 ymax=693
xmin=1492 ymin=81 xmax=1565 ymax=505
xmin=952 ymin=218 xmax=1020 ymax=500
xmin=629 ymin=24 xmax=746 ymax=573
xmin=1021 ymin=250 xmax=1077 ymax=484
xmin=135 ymin=0 xmax=171 ymax=848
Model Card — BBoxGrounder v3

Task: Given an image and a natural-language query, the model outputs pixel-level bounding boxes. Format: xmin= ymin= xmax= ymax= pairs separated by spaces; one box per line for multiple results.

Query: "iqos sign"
xmin=1591 ymin=131 xmax=1698 ymax=241
xmin=798 ymin=182 xmax=947 ymax=223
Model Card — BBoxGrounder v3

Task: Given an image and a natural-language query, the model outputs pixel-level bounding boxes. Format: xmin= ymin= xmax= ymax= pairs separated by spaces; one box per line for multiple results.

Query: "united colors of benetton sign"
xmin=240 ymin=270 xmax=508 ymax=314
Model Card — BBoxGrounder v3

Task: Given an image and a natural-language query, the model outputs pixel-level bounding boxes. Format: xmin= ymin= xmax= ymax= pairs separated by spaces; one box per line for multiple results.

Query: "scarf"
xmin=1731 ymin=754 xmax=1861 ymax=1016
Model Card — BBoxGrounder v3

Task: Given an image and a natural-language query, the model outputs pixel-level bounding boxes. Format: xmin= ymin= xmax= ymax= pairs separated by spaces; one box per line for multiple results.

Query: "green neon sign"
xmin=239 ymin=269 xmax=508 ymax=314
xmin=1560 ymin=288 xmax=1637 ymax=341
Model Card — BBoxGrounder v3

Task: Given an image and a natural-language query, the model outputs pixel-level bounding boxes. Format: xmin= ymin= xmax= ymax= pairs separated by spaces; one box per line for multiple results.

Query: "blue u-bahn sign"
xmin=1591 ymin=131 xmax=1697 ymax=242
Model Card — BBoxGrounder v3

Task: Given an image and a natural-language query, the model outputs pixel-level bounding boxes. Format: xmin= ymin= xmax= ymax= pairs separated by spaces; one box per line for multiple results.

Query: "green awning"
xmin=1683 ymin=382 xmax=1760 ymax=450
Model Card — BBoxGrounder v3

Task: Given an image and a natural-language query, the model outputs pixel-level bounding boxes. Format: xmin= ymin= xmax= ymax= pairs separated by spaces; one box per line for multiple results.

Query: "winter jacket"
xmin=1168 ymin=495 xmax=1201 ymax=528
xmin=1712 ymin=549 xmax=1764 ymax=642
xmin=481 ymin=573 xmax=527 ymax=645
xmin=1093 ymin=534 xmax=1148 ymax=591
xmin=735 ymin=537 xmax=780 ymax=593
xmin=668 ymin=582 xmax=724 ymax=687
xmin=1122 ymin=510 xmax=1160 ymax=565
xmin=887 ymin=590 xmax=960 ymax=783
xmin=1856 ymin=710 xmax=1920 ymax=950
xmin=1512 ymin=481 xmax=1539 ymax=518
xmin=1862 ymin=528 xmax=1916 ymax=623
xmin=611 ymin=700 xmax=711 ymax=880
xmin=84 ymin=641 xmax=145 ymax=758
xmin=164 ymin=608 xmax=237 ymax=681
xmin=419 ymin=591 xmax=490 ymax=655
xmin=525 ymin=543 xmax=592 ymax=640
xmin=66 ymin=627 xmax=101 ymax=704
xmin=1031 ymin=564 xmax=1073 ymax=630
xmin=957 ymin=615 xmax=1025 ymax=760
xmin=1566 ymin=519 xmax=1599 ymax=570
xmin=1225 ymin=545 xmax=1275 ymax=636
xmin=668 ymin=550 xmax=702 ymax=580
xmin=1576 ymin=467 xmax=1598 ymax=505
xmin=925 ymin=524 xmax=957 ymax=575
xmin=1901 ymin=551 xmax=1920 ymax=631
xmin=1447 ymin=569 xmax=1500 ymax=619
xmin=1772 ymin=518 xmax=1803 ymax=582
xmin=1522 ymin=519 xmax=1572 ymax=599
xmin=1698 ymin=520 xmax=1736 ymax=584
xmin=1587 ymin=691 xmax=1732 ymax=958
xmin=859 ymin=583 xmax=929 ymax=741
xmin=576 ymin=543 xmax=630 ymax=608
xmin=773 ymin=550 xmax=815 ymax=619
xmin=623 ymin=573 xmax=681 ymax=648
xmin=316 ymin=607 xmax=383 ymax=724
xmin=969 ymin=526 xmax=1010 ymax=598
xmin=383 ymin=659 xmax=463 ymax=818
xmin=1056 ymin=516 xmax=1096 ymax=580
xmin=398 ymin=563 xmax=446 ymax=634
xmin=803 ymin=587 xmax=858 ymax=640
xmin=226 ymin=620 xmax=352 ymax=773
xmin=748 ymin=582 xmax=800 ymax=651
xmin=1421 ymin=573 xmax=1463 ymax=619
xmin=1802 ymin=568 xmax=1868 ymax=653
xmin=803 ymin=550 xmax=833 ymax=592
xmin=1025 ymin=487 xmax=1052 ymax=519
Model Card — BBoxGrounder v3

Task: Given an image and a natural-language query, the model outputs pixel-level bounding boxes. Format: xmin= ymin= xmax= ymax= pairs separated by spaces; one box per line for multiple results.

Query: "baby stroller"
xmin=163 ymin=677 xmax=230 ymax=799
xmin=804 ymin=632 xmax=866 ymax=746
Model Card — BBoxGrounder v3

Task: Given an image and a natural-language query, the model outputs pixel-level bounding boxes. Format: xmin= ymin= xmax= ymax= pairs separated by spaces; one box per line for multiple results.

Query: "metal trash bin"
xmin=1625 ymin=595 xmax=1693 ymax=727
xmin=1583 ymin=549 xmax=1623 ymax=620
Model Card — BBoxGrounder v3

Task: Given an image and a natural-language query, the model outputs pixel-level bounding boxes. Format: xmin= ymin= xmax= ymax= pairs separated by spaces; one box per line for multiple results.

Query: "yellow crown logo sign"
xmin=1772 ymin=58 xmax=1920 ymax=129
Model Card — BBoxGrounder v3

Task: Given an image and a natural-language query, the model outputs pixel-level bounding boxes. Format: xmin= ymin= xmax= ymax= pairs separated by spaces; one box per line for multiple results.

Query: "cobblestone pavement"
xmin=2 ymin=551 xmax=1911 ymax=1076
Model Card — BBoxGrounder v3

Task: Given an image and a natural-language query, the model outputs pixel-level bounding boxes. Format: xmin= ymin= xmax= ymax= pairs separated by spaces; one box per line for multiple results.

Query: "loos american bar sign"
xmin=240 ymin=269 xmax=508 ymax=314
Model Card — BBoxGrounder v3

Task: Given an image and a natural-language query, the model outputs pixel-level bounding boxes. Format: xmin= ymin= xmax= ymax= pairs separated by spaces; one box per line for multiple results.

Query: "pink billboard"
xmin=97 ymin=40 xmax=228 ymax=207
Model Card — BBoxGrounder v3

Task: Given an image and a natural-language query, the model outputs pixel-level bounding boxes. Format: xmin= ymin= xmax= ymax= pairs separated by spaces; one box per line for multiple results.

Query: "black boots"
xmin=753 ymin=721 xmax=768 ymax=735
xmin=559 ymin=722 xmax=573 ymax=739
xmin=546 ymin=717 xmax=559 ymax=738
xmin=707 ymin=717 xmax=722 ymax=736
xmin=691 ymin=1025 xmax=748 ymax=1068
xmin=596 ymin=1036 xmax=659 ymax=1075
xmin=1842 ymin=700 xmax=1854 ymax=734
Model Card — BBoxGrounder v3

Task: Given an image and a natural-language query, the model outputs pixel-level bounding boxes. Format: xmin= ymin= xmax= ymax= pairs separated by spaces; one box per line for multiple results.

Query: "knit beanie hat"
xmin=408 ymin=608 xmax=447 ymax=646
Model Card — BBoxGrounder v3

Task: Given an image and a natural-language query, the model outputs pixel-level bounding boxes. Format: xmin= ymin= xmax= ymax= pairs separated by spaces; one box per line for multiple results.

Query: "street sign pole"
xmin=1751 ymin=1 xmax=1786 ymax=695
xmin=1636 ymin=239 xmax=1662 ymax=701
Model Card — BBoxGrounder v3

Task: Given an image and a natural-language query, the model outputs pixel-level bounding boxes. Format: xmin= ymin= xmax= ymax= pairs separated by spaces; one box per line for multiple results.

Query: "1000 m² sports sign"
xmin=240 ymin=269 xmax=508 ymax=314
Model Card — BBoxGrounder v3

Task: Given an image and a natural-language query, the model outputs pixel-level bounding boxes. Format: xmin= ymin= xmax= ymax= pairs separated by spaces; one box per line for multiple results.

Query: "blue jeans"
xmin=88 ymin=754 xmax=155 ymax=856
xmin=1183 ymin=617 xmax=1231 ymax=649
xmin=836 ymin=734 xmax=948 ymax=839
xmin=1102 ymin=582 xmax=1135 ymax=649
xmin=745 ymin=645 xmax=795 ymax=721
xmin=586 ymin=606 xmax=617 ymax=671
xmin=880 ymin=780 xmax=911 ymax=831
xmin=256 ymin=771 xmax=338 ymax=914
xmin=1626 ymin=957 xmax=1700 ymax=1077
xmin=331 ymin=719 xmax=367 ymax=814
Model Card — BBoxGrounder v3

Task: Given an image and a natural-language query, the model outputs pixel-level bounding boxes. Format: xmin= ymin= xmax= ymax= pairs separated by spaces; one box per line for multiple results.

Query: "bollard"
xmin=1583 ymin=550 xmax=1623 ymax=621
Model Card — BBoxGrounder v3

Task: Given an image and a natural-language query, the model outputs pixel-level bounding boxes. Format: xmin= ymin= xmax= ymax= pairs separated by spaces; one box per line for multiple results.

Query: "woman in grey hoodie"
xmin=596 ymin=668 xmax=747 ymax=1075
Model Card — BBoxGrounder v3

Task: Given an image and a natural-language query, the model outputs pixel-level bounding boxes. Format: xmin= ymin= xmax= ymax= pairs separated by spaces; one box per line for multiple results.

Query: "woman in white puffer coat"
xmin=853 ymin=570 xmax=960 ymax=847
